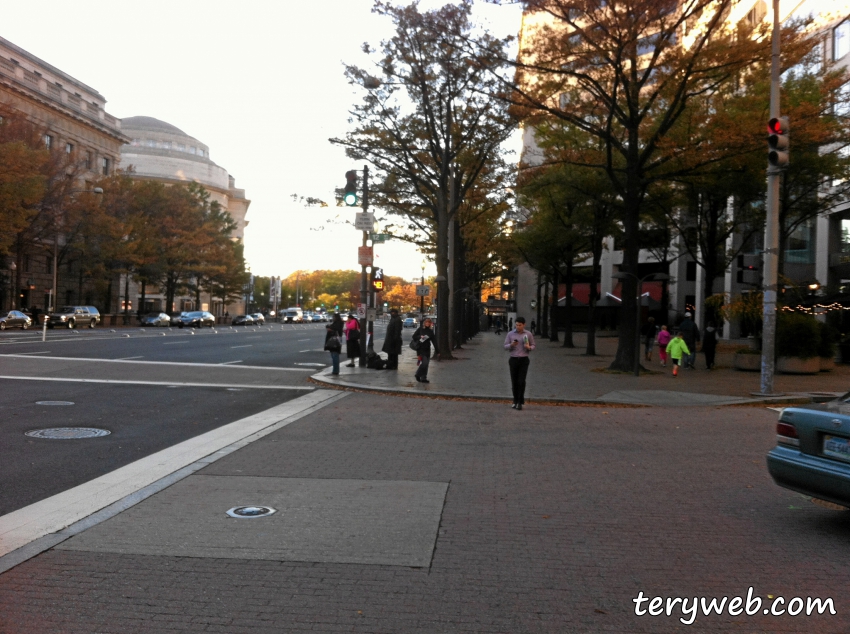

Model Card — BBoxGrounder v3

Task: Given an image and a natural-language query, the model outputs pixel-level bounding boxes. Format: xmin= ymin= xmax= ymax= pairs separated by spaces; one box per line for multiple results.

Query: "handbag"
xmin=325 ymin=334 xmax=342 ymax=351
xmin=409 ymin=337 xmax=420 ymax=351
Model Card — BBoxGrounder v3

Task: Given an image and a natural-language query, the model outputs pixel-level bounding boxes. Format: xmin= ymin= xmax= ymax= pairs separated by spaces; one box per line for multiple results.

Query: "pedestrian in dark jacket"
xmin=678 ymin=312 xmax=700 ymax=369
xmin=412 ymin=317 xmax=439 ymax=383
xmin=324 ymin=313 xmax=344 ymax=375
xmin=381 ymin=309 xmax=403 ymax=369
xmin=702 ymin=321 xmax=718 ymax=369
xmin=504 ymin=317 xmax=535 ymax=410
xmin=641 ymin=316 xmax=657 ymax=361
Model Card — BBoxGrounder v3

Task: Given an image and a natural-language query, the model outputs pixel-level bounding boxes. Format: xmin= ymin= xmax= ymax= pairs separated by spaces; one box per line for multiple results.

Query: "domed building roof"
xmin=122 ymin=116 xmax=189 ymax=137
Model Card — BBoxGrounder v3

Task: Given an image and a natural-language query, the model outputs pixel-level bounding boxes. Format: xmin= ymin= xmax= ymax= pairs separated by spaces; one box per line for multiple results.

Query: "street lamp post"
xmin=420 ymin=260 xmax=426 ymax=322
xmin=8 ymin=262 xmax=16 ymax=310
xmin=613 ymin=271 xmax=669 ymax=376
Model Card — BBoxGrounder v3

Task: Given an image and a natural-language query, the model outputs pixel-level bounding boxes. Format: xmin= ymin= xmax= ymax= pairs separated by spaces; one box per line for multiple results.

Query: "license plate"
xmin=823 ymin=435 xmax=850 ymax=462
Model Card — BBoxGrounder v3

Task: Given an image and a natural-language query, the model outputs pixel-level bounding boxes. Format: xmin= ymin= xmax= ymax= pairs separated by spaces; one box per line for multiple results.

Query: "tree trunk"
xmin=585 ymin=237 xmax=603 ymax=356
xmin=535 ymin=272 xmax=542 ymax=333
xmin=540 ymin=278 xmax=549 ymax=338
xmin=562 ymin=261 xmax=575 ymax=348
xmin=609 ymin=177 xmax=641 ymax=372
xmin=549 ymin=267 xmax=559 ymax=342
xmin=140 ymin=280 xmax=147 ymax=318
xmin=435 ymin=205 xmax=453 ymax=359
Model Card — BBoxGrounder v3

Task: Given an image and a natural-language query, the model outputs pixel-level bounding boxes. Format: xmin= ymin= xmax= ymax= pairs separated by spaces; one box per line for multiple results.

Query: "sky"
xmin=1 ymin=0 xmax=523 ymax=282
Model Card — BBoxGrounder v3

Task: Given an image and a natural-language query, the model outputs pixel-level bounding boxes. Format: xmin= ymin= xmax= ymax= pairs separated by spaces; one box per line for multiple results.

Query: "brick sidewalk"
xmin=316 ymin=330 xmax=850 ymax=405
xmin=1 ymin=393 xmax=847 ymax=633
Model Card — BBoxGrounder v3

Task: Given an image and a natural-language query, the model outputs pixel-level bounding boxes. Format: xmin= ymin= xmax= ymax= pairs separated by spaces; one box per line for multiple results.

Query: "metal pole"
xmin=359 ymin=164 xmax=369 ymax=366
xmin=761 ymin=0 xmax=781 ymax=395
xmin=634 ymin=281 xmax=642 ymax=377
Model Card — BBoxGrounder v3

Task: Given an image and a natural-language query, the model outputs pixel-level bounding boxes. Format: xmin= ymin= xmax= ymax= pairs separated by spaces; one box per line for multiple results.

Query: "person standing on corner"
xmin=678 ymin=311 xmax=700 ymax=369
xmin=702 ymin=321 xmax=718 ymax=369
xmin=504 ymin=316 xmax=535 ymax=410
xmin=324 ymin=313 xmax=344 ymax=375
xmin=412 ymin=317 xmax=439 ymax=383
xmin=382 ymin=308 xmax=403 ymax=370
xmin=344 ymin=313 xmax=360 ymax=367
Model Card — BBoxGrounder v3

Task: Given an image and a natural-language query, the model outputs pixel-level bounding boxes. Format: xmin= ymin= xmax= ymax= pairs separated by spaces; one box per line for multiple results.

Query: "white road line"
xmin=230 ymin=345 xmax=253 ymax=349
xmin=0 ymin=355 xmax=312 ymax=372
xmin=219 ymin=360 xmax=243 ymax=365
xmin=0 ymin=390 xmax=346 ymax=562
xmin=116 ymin=356 xmax=143 ymax=360
xmin=13 ymin=351 xmax=51 ymax=355
xmin=162 ymin=341 xmax=188 ymax=345
xmin=298 ymin=339 xmax=310 ymax=342
xmin=0 ymin=376 xmax=313 ymax=390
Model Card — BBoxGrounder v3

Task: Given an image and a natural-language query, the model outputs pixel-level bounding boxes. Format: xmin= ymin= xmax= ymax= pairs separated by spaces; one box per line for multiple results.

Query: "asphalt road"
xmin=0 ymin=321 xmax=387 ymax=517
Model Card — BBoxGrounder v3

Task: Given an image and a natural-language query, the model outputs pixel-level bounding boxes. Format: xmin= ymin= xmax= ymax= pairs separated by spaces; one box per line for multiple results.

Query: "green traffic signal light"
xmin=344 ymin=170 xmax=358 ymax=206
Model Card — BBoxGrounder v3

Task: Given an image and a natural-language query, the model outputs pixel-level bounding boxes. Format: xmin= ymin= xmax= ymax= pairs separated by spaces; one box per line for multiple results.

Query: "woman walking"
xmin=411 ymin=317 xmax=439 ymax=383
xmin=657 ymin=325 xmax=672 ymax=367
xmin=324 ymin=313 xmax=344 ymax=375
xmin=345 ymin=313 xmax=360 ymax=367
xmin=504 ymin=317 xmax=535 ymax=410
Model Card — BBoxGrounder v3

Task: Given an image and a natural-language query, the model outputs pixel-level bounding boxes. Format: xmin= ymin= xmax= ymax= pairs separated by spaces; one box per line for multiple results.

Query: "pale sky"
xmin=2 ymin=0 xmax=522 ymax=282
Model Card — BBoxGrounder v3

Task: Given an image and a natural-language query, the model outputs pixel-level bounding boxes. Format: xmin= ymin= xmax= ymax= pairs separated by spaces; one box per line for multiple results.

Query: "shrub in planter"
xmin=734 ymin=347 xmax=761 ymax=371
xmin=775 ymin=312 xmax=820 ymax=359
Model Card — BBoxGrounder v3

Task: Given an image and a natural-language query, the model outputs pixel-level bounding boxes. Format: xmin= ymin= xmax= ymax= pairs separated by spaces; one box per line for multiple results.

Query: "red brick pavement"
xmin=0 ymin=393 xmax=847 ymax=633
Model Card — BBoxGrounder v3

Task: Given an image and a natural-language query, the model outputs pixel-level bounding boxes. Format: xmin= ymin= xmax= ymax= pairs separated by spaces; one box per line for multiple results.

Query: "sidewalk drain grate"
xmin=226 ymin=506 xmax=277 ymax=519
xmin=35 ymin=401 xmax=75 ymax=406
xmin=25 ymin=427 xmax=111 ymax=439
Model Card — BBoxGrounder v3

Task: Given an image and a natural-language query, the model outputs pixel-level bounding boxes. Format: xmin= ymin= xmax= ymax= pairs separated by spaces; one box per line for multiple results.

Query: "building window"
xmin=835 ymin=82 xmax=850 ymax=118
xmin=176 ymin=143 xmax=185 ymax=152
xmin=102 ymin=157 xmax=109 ymax=176
xmin=146 ymin=139 xmax=156 ymax=147
xmin=65 ymin=142 xmax=73 ymax=154
xmin=835 ymin=19 xmax=850 ymax=60
xmin=686 ymin=261 xmax=697 ymax=282
xmin=85 ymin=151 xmax=92 ymax=169
xmin=198 ymin=148 xmax=204 ymax=157
xmin=786 ymin=217 xmax=815 ymax=264
xmin=189 ymin=146 xmax=196 ymax=155
xmin=43 ymin=134 xmax=53 ymax=149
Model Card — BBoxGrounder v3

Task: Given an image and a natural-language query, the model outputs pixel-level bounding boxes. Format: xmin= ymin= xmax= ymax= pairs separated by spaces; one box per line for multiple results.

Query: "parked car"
xmin=169 ymin=312 xmax=187 ymax=327
xmin=311 ymin=313 xmax=323 ymax=323
xmin=403 ymin=317 xmax=418 ymax=329
xmin=232 ymin=314 xmax=254 ymax=326
xmin=176 ymin=311 xmax=216 ymax=328
xmin=47 ymin=306 xmax=100 ymax=329
xmin=0 ymin=310 xmax=32 ymax=330
xmin=140 ymin=312 xmax=171 ymax=327
xmin=250 ymin=313 xmax=265 ymax=325
xmin=767 ymin=395 xmax=850 ymax=508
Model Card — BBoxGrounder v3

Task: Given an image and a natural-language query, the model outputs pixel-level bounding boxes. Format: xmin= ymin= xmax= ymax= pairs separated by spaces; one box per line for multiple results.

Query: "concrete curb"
xmin=309 ymin=369 xmax=816 ymax=407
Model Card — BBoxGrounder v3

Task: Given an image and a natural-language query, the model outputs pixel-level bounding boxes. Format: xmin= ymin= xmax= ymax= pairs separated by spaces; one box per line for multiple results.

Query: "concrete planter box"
xmin=734 ymin=352 xmax=761 ymax=372
xmin=820 ymin=357 xmax=836 ymax=372
xmin=777 ymin=356 xmax=820 ymax=375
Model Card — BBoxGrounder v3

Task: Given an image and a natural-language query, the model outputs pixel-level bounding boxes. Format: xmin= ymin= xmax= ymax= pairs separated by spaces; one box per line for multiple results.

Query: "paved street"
xmin=1 ymin=329 xmax=849 ymax=632
xmin=1 ymin=392 xmax=848 ymax=633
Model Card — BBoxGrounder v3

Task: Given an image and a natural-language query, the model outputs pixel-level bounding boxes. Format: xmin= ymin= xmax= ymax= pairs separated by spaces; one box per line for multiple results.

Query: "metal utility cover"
xmin=58 ymin=476 xmax=448 ymax=567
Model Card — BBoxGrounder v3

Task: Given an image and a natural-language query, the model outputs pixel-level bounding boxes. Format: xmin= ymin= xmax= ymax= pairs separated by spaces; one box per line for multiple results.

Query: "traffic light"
xmin=343 ymin=170 xmax=358 ymax=206
xmin=768 ymin=117 xmax=789 ymax=170
xmin=371 ymin=267 xmax=384 ymax=292
xmin=737 ymin=254 xmax=761 ymax=285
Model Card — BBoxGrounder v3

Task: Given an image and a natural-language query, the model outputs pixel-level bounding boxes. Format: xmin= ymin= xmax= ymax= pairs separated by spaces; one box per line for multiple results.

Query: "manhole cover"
xmin=35 ymin=401 xmax=75 ymax=406
xmin=226 ymin=506 xmax=276 ymax=519
xmin=25 ymin=427 xmax=111 ymax=439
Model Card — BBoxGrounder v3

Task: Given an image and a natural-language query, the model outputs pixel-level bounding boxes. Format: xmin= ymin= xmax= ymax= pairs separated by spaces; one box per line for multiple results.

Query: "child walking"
xmin=665 ymin=331 xmax=691 ymax=377
xmin=656 ymin=325 xmax=672 ymax=367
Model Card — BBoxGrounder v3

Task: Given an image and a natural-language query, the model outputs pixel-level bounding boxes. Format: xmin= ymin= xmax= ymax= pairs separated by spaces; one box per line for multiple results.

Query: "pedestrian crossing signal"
xmin=371 ymin=267 xmax=384 ymax=292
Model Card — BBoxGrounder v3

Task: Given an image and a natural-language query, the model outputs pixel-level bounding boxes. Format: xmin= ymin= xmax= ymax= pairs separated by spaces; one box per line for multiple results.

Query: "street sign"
xmin=358 ymin=246 xmax=373 ymax=266
xmin=354 ymin=212 xmax=375 ymax=232
xmin=367 ymin=308 xmax=377 ymax=321
xmin=356 ymin=303 xmax=367 ymax=319
xmin=369 ymin=233 xmax=389 ymax=243
xmin=416 ymin=285 xmax=431 ymax=296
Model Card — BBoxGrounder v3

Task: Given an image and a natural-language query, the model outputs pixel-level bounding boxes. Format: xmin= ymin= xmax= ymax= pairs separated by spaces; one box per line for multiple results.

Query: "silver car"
xmin=767 ymin=394 xmax=850 ymax=508
xmin=0 ymin=310 xmax=32 ymax=330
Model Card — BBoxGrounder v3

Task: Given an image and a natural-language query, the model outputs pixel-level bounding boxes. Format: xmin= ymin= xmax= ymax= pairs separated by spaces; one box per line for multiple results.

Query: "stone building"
xmin=118 ymin=115 xmax=250 ymax=316
xmin=0 ymin=35 xmax=127 ymax=311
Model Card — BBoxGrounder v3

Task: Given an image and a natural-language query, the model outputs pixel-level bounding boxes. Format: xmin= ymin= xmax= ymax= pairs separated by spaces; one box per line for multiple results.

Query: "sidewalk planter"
xmin=820 ymin=357 xmax=836 ymax=372
xmin=733 ymin=352 xmax=761 ymax=371
xmin=777 ymin=356 xmax=819 ymax=375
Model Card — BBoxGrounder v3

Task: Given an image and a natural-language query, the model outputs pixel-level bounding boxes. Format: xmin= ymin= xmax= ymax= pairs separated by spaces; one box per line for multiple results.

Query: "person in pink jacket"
xmin=656 ymin=325 xmax=672 ymax=367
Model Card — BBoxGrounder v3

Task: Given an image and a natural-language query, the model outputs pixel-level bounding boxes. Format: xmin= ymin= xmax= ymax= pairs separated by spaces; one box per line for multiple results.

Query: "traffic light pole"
xmin=760 ymin=0 xmax=781 ymax=396
xmin=359 ymin=165 xmax=369 ymax=367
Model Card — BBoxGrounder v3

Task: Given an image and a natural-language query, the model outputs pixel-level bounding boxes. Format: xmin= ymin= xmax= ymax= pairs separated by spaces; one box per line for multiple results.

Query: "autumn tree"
xmin=331 ymin=0 xmax=516 ymax=357
xmin=486 ymin=0 xmax=811 ymax=371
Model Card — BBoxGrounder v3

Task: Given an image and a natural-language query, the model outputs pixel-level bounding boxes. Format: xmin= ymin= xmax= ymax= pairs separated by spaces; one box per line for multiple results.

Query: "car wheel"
xmin=179 ymin=323 xmax=184 ymax=329
xmin=21 ymin=322 xmax=28 ymax=330
xmin=0 ymin=322 xmax=5 ymax=331
xmin=67 ymin=320 xmax=74 ymax=329
xmin=89 ymin=320 xmax=96 ymax=329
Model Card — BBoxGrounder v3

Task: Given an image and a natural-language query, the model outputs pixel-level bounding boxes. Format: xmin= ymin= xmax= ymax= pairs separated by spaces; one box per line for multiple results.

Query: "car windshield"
xmin=60 ymin=306 xmax=75 ymax=313
xmin=185 ymin=312 xmax=203 ymax=317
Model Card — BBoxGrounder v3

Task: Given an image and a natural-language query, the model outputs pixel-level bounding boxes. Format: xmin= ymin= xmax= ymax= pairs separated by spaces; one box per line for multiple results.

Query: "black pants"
xmin=704 ymin=348 xmax=716 ymax=369
xmin=509 ymin=356 xmax=530 ymax=405
xmin=387 ymin=353 xmax=399 ymax=369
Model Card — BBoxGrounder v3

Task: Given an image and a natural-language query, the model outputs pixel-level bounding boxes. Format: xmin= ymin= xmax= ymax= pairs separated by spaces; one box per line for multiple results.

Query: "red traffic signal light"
xmin=768 ymin=117 xmax=789 ymax=169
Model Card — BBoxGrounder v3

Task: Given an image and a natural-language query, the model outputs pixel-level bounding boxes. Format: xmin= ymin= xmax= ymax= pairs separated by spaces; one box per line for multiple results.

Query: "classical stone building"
xmin=118 ymin=115 xmax=250 ymax=315
xmin=0 ymin=35 xmax=128 ymax=311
